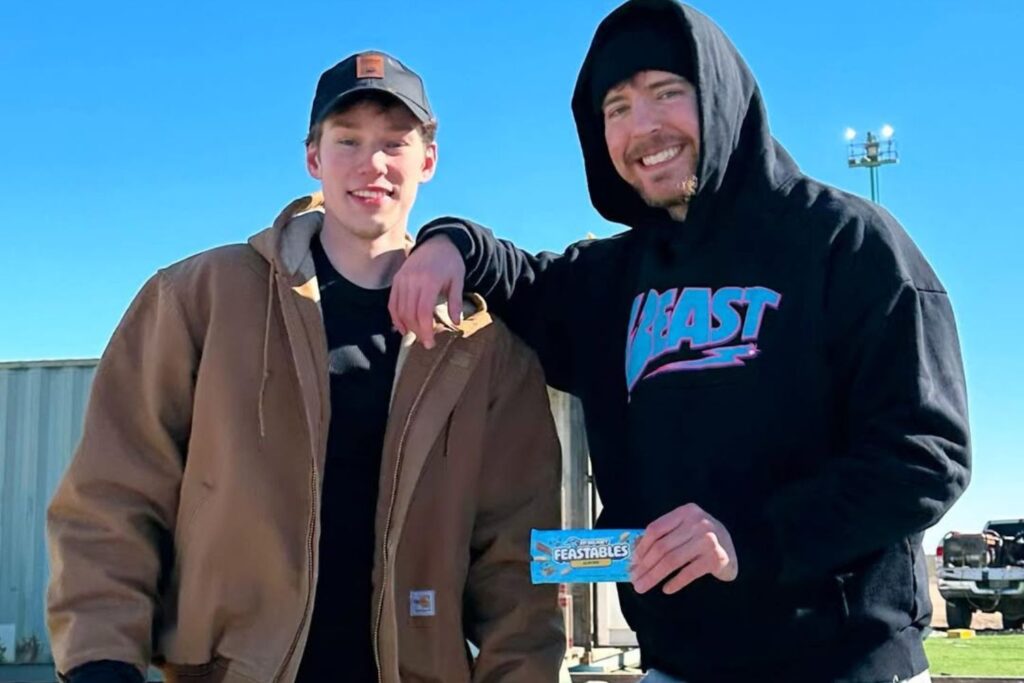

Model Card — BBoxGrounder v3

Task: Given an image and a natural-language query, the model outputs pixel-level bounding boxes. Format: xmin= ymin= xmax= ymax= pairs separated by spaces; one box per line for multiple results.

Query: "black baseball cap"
xmin=309 ymin=51 xmax=434 ymax=129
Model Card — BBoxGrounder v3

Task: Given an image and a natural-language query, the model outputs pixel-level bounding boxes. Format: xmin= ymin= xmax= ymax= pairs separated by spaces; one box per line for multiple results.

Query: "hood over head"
xmin=571 ymin=0 xmax=800 ymax=230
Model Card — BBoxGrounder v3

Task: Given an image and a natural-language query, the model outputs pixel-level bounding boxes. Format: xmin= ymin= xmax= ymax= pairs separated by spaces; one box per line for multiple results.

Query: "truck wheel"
xmin=1003 ymin=615 xmax=1024 ymax=631
xmin=946 ymin=600 xmax=973 ymax=630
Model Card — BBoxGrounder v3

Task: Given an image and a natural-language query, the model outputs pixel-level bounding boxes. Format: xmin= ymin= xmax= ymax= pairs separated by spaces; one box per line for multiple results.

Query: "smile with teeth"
xmin=640 ymin=146 xmax=682 ymax=167
xmin=350 ymin=188 xmax=393 ymax=199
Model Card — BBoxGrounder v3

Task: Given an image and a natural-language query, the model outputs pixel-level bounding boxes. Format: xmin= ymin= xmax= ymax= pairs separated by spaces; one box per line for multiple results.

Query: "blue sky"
xmin=2 ymin=1 xmax=1021 ymax=553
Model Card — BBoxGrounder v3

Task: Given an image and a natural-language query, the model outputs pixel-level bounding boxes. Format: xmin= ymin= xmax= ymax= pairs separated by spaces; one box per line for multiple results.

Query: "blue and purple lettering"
xmin=742 ymin=287 xmax=782 ymax=340
xmin=625 ymin=286 xmax=782 ymax=394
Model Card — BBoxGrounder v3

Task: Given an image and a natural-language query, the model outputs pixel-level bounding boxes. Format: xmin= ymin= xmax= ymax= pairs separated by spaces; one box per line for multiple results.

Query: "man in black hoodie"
xmin=390 ymin=1 xmax=970 ymax=681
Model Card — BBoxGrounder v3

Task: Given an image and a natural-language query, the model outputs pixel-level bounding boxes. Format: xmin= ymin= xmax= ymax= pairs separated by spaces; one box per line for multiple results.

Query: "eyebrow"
xmin=646 ymin=76 xmax=689 ymax=91
xmin=602 ymin=91 xmax=628 ymax=110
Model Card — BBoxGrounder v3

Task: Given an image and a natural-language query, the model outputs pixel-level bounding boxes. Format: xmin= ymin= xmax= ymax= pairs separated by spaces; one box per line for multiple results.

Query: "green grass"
xmin=925 ymin=634 xmax=1024 ymax=676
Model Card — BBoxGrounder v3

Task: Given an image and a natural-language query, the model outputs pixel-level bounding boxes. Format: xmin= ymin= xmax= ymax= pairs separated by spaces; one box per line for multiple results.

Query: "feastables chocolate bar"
xmin=531 ymin=528 xmax=643 ymax=584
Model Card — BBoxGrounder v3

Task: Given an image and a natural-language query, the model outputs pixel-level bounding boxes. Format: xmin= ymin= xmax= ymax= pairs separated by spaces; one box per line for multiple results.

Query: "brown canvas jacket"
xmin=46 ymin=194 xmax=565 ymax=683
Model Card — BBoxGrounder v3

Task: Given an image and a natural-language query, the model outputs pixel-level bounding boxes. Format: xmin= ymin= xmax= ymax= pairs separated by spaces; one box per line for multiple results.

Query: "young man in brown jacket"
xmin=46 ymin=51 xmax=565 ymax=683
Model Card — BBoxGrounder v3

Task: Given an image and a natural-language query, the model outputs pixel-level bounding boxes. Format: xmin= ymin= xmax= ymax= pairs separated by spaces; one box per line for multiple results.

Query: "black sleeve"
xmin=733 ymin=220 xmax=971 ymax=585
xmin=64 ymin=660 xmax=146 ymax=683
xmin=417 ymin=217 xmax=587 ymax=392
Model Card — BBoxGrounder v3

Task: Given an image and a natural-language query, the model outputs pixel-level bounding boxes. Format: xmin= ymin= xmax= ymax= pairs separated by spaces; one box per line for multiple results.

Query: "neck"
xmin=319 ymin=214 xmax=408 ymax=289
xmin=666 ymin=204 xmax=689 ymax=222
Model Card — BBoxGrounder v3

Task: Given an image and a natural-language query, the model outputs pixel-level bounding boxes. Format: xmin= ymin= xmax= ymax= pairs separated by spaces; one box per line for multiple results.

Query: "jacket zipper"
xmin=274 ymin=434 xmax=321 ymax=681
xmin=374 ymin=336 xmax=456 ymax=683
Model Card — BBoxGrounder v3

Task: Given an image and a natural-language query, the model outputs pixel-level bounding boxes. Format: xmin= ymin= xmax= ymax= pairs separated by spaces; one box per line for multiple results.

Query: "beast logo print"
xmin=626 ymin=286 xmax=782 ymax=394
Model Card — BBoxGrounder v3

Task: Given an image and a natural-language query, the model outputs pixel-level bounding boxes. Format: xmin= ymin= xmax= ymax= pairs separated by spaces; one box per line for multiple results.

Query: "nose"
xmin=630 ymin=98 xmax=661 ymax=136
xmin=360 ymin=148 xmax=389 ymax=177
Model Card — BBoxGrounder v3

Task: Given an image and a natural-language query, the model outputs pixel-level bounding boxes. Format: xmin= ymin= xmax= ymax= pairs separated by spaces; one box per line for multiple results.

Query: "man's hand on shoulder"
xmin=389 ymin=235 xmax=466 ymax=349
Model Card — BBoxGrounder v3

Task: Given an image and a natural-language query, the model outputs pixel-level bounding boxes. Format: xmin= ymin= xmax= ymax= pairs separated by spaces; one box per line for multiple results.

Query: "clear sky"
xmin=2 ymin=1 xmax=1021 ymax=553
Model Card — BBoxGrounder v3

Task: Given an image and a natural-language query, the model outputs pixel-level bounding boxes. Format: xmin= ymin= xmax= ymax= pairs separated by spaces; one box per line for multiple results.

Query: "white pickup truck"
xmin=936 ymin=519 xmax=1024 ymax=630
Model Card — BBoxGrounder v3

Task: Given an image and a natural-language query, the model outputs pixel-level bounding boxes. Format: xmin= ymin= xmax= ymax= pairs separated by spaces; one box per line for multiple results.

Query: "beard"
xmin=624 ymin=133 xmax=699 ymax=211
xmin=636 ymin=173 xmax=699 ymax=210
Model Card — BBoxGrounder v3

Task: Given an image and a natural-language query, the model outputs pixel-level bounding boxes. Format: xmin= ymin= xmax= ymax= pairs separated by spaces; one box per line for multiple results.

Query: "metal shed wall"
xmin=0 ymin=360 xmax=97 ymax=664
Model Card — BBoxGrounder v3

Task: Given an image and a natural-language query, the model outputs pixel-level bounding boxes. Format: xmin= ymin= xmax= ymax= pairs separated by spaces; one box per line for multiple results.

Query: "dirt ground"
xmin=927 ymin=555 xmax=1004 ymax=630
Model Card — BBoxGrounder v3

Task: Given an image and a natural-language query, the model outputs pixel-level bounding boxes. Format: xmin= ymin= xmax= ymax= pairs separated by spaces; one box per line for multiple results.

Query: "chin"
xmin=640 ymin=190 xmax=689 ymax=211
xmin=333 ymin=220 xmax=386 ymax=241
xmin=641 ymin=188 xmax=680 ymax=205
xmin=640 ymin=175 xmax=697 ymax=208
xmin=354 ymin=226 xmax=392 ymax=241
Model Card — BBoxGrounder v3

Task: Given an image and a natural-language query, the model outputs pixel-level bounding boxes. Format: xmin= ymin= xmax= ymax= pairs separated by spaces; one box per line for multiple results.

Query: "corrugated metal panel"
xmin=0 ymin=360 xmax=97 ymax=664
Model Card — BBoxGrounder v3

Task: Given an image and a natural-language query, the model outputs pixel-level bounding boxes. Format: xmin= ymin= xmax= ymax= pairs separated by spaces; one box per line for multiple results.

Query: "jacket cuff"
xmin=416 ymin=220 xmax=475 ymax=261
xmin=64 ymin=660 xmax=146 ymax=683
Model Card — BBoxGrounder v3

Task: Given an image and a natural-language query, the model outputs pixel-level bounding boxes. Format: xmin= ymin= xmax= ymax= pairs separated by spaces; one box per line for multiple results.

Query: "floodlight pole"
xmin=847 ymin=129 xmax=899 ymax=204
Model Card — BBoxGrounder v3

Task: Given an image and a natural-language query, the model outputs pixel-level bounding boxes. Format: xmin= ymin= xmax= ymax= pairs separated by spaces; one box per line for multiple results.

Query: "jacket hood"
xmin=571 ymin=0 xmax=800 ymax=229
xmin=248 ymin=193 xmax=327 ymax=280
xmin=248 ymin=191 xmax=484 ymax=326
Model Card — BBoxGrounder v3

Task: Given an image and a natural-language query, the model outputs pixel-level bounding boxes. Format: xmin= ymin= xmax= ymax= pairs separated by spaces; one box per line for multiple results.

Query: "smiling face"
xmin=602 ymin=70 xmax=700 ymax=216
xmin=306 ymin=97 xmax=437 ymax=242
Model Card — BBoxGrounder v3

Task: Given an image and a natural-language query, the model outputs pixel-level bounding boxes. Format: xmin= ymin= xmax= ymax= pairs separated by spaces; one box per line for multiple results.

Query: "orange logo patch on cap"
xmin=356 ymin=54 xmax=385 ymax=79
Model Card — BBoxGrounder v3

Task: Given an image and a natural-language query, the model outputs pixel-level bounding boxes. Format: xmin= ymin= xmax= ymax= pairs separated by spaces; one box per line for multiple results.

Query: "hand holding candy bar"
xmin=629 ymin=503 xmax=738 ymax=595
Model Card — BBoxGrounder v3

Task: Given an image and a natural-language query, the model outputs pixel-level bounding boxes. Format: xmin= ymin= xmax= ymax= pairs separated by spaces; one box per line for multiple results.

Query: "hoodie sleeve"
xmin=733 ymin=212 xmax=971 ymax=584
xmin=46 ymin=271 xmax=195 ymax=677
xmin=463 ymin=324 xmax=566 ymax=682
xmin=418 ymin=217 xmax=586 ymax=393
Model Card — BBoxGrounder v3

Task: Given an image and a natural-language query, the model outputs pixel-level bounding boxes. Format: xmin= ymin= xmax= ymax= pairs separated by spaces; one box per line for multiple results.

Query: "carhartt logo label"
xmin=410 ymin=590 xmax=435 ymax=617
xmin=356 ymin=54 xmax=385 ymax=79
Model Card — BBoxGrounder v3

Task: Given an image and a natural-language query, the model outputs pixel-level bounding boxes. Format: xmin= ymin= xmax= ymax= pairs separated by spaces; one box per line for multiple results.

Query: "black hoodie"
xmin=418 ymin=1 xmax=970 ymax=680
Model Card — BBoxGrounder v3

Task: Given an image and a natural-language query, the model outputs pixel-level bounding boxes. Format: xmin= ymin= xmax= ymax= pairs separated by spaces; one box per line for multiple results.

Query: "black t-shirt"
xmin=296 ymin=236 xmax=401 ymax=682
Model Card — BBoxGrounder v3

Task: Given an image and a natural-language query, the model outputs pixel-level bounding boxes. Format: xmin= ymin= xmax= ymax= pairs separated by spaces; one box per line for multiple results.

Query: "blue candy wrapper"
xmin=531 ymin=528 xmax=643 ymax=584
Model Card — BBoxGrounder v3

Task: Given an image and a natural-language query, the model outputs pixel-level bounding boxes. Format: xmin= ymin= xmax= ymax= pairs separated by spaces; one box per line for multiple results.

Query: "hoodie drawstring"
xmin=258 ymin=268 xmax=274 ymax=440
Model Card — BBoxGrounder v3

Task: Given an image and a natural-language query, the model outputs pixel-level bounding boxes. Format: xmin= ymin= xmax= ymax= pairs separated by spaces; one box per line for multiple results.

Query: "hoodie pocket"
xmin=908 ymin=538 xmax=929 ymax=623
xmin=834 ymin=572 xmax=853 ymax=621
xmin=832 ymin=543 xmax=915 ymax=633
